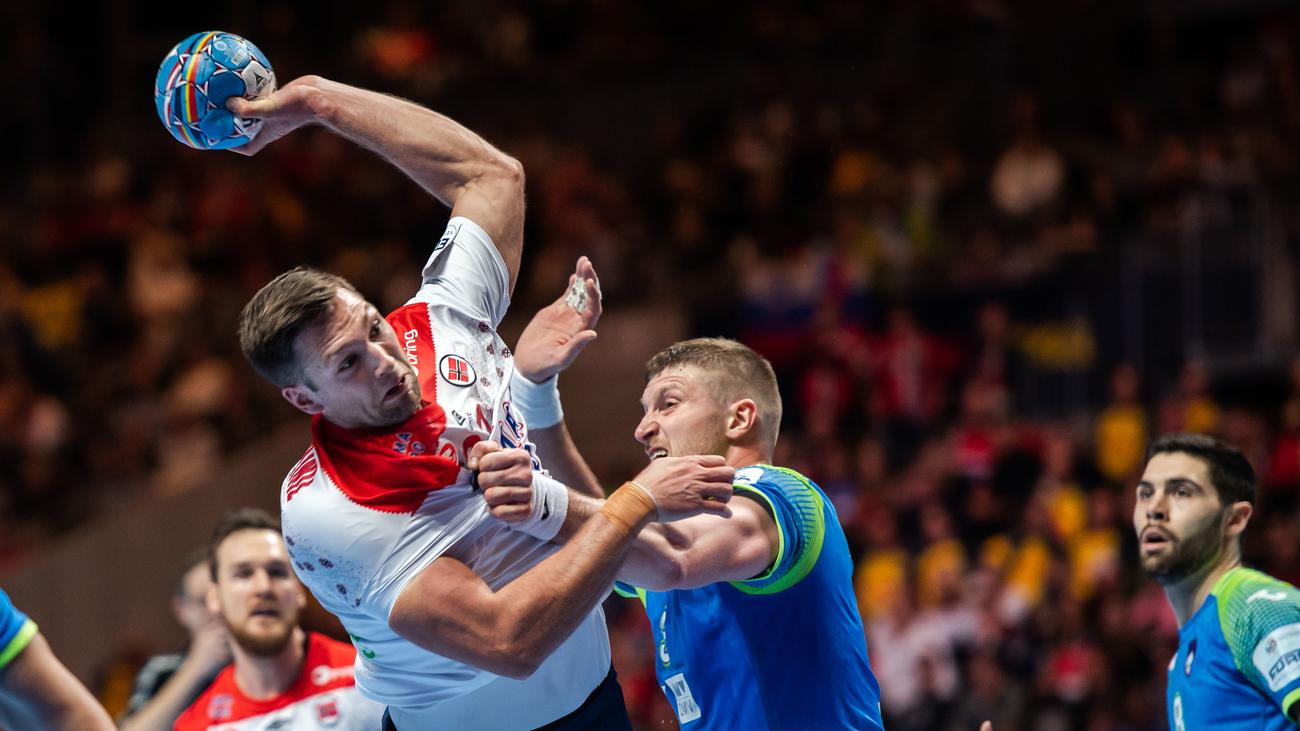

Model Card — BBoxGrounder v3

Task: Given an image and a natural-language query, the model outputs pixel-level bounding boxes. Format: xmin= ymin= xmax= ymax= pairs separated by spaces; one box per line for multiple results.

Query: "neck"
xmin=231 ymin=627 xmax=306 ymax=700
xmin=1162 ymin=549 xmax=1241 ymax=627
xmin=725 ymin=444 xmax=770 ymax=470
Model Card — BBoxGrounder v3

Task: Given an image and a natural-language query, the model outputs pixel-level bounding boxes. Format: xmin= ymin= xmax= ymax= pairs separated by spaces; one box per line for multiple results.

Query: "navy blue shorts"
xmin=382 ymin=666 xmax=631 ymax=731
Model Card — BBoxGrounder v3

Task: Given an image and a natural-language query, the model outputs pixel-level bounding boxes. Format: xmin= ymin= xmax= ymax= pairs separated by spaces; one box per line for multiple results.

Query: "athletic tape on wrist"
xmin=600 ymin=481 xmax=658 ymax=533
xmin=511 ymin=371 xmax=563 ymax=429
xmin=513 ymin=471 xmax=569 ymax=542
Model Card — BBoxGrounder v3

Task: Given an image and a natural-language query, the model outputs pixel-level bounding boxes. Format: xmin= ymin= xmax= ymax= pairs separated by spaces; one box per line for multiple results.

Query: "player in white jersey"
xmin=229 ymin=76 xmax=734 ymax=730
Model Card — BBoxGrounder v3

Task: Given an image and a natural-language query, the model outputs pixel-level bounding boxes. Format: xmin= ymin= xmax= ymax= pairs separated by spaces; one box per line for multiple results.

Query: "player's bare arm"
xmin=388 ymin=451 xmax=733 ymax=678
xmin=228 ymin=76 xmax=525 ymax=290
xmin=511 ymin=256 xmax=604 ymax=498
xmin=476 ymin=444 xmax=777 ymax=590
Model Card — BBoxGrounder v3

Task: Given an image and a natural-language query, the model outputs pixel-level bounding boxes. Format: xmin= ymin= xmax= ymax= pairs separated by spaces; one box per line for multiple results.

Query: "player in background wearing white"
xmin=174 ymin=508 xmax=384 ymax=731
xmin=230 ymin=75 xmax=733 ymax=730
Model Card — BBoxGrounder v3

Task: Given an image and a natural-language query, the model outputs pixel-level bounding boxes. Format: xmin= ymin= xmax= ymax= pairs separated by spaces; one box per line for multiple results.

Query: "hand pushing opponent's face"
xmin=284 ymin=289 xmax=421 ymax=429
xmin=636 ymin=366 xmax=731 ymax=462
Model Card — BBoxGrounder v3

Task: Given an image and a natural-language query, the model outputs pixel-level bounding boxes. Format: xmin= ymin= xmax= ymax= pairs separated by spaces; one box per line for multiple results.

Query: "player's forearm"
xmin=308 ymin=79 xmax=518 ymax=208
xmin=117 ymin=660 xmax=214 ymax=731
xmin=490 ymin=486 xmax=655 ymax=674
xmin=556 ymin=492 xmax=688 ymax=589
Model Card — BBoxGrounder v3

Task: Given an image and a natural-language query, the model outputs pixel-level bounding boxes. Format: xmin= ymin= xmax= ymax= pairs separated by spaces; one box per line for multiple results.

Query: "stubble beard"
xmin=225 ymin=615 xmax=295 ymax=658
xmin=1141 ymin=513 xmax=1226 ymax=585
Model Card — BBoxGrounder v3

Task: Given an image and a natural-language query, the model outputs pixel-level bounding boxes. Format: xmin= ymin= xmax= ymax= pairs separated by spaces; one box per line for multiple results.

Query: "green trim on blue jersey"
xmin=1212 ymin=566 xmax=1300 ymax=716
xmin=729 ymin=465 xmax=825 ymax=596
xmin=613 ymin=581 xmax=648 ymax=607
xmin=0 ymin=619 xmax=36 ymax=671
xmin=1284 ymin=687 xmax=1300 ymax=719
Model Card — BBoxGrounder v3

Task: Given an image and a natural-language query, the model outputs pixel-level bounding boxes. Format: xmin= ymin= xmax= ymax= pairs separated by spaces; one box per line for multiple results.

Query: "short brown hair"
xmin=238 ymin=267 xmax=360 ymax=387
xmin=646 ymin=338 xmax=783 ymax=447
xmin=208 ymin=507 xmax=281 ymax=582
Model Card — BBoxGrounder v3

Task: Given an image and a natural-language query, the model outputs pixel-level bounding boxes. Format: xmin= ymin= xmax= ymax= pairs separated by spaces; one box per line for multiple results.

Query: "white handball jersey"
xmin=278 ymin=217 xmax=611 ymax=728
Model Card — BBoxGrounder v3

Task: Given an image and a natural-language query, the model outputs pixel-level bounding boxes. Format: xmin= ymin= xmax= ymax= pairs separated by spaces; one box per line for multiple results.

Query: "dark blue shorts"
xmin=382 ymin=666 xmax=631 ymax=731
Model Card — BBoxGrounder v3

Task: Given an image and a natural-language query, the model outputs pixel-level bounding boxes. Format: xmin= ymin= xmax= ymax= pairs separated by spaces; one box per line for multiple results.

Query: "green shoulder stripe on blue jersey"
xmin=1212 ymin=565 xmax=1300 ymax=711
xmin=0 ymin=619 xmax=36 ymax=671
xmin=729 ymin=465 xmax=826 ymax=596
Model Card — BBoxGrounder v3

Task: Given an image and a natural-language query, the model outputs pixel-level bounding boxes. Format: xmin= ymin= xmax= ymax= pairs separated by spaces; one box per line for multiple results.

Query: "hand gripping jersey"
xmin=616 ymin=465 xmax=885 ymax=730
xmin=0 ymin=588 xmax=37 ymax=674
xmin=173 ymin=632 xmax=384 ymax=731
xmin=1166 ymin=567 xmax=1300 ymax=730
xmin=278 ymin=218 xmax=610 ymax=728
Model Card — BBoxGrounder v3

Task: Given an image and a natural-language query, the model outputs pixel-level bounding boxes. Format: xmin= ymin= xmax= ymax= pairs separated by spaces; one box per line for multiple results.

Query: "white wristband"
xmin=511 ymin=371 xmax=563 ymax=429
xmin=514 ymin=472 xmax=570 ymax=542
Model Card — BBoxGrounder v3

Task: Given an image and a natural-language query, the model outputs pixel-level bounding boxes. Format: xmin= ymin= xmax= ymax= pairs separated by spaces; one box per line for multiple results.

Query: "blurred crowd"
xmin=3 ymin=1 xmax=1300 ymax=729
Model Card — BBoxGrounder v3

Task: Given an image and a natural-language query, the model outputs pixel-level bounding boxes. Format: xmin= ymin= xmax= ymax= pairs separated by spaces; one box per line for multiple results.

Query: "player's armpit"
xmin=619 ymin=495 xmax=776 ymax=591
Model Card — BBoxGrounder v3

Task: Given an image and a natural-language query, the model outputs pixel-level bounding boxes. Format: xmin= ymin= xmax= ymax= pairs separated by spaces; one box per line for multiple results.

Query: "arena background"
xmin=2 ymin=1 xmax=1300 ymax=728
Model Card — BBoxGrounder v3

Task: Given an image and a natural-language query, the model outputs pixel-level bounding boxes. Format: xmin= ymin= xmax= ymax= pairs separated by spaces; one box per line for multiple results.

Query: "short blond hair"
xmin=645 ymin=338 xmax=782 ymax=448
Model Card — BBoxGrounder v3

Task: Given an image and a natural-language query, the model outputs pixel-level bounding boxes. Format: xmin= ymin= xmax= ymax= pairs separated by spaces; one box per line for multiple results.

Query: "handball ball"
xmin=154 ymin=31 xmax=276 ymax=150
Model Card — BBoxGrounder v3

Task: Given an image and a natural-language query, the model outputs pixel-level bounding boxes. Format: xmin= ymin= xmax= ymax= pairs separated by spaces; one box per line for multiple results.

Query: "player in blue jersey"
xmin=472 ymin=322 xmax=885 ymax=729
xmin=0 ymin=587 xmax=114 ymax=730
xmin=1135 ymin=433 xmax=1300 ymax=729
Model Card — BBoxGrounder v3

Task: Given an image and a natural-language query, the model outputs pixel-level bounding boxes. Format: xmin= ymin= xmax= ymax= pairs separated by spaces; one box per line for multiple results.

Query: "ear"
xmin=1224 ymin=500 xmax=1253 ymax=541
xmin=294 ymin=580 xmax=307 ymax=610
xmin=282 ymin=384 xmax=325 ymax=415
xmin=725 ymin=399 xmax=759 ymax=442
xmin=205 ymin=583 xmax=221 ymax=616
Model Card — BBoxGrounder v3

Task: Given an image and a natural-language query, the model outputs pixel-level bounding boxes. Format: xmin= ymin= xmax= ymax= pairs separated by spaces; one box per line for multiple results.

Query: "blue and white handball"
xmin=154 ymin=31 xmax=276 ymax=150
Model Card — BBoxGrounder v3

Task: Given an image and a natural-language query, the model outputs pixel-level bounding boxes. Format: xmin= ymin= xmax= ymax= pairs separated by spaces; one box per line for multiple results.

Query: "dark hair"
xmin=645 ymin=337 xmax=783 ymax=447
xmin=208 ymin=507 xmax=281 ymax=582
xmin=238 ymin=267 xmax=361 ymax=387
xmin=1146 ymin=433 xmax=1256 ymax=506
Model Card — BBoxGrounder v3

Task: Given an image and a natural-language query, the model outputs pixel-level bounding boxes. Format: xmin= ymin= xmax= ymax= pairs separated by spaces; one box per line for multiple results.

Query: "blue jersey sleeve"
xmin=1216 ymin=569 xmax=1300 ymax=719
xmin=0 ymin=588 xmax=37 ymax=673
xmin=728 ymin=465 xmax=827 ymax=595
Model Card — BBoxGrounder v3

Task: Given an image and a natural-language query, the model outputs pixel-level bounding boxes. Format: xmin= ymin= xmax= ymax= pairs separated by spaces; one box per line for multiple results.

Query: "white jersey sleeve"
xmin=411 ymin=217 xmax=511 ymax=327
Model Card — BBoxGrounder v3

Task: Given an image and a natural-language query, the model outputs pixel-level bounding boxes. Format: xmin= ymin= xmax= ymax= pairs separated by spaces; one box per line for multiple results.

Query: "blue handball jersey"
xmin=0 ymin=588 xmax=37 ymax=673
xmin=1166 ymin=567 xmax=1300 ymax=730
xmin=616 ymin=464 xmax=885 ymax=730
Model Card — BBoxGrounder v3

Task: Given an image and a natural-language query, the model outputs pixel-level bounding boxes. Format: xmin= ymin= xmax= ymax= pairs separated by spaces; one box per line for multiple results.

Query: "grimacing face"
xmin=208 ymin=529 xmax=305 ymax=657
xmin=636 ymin=365 xmax=731 ymax=461
xmin=1133 ymin=451 xmax=1232 ymax=584
xmin=284 ymin=289 xmax=421 ymax=429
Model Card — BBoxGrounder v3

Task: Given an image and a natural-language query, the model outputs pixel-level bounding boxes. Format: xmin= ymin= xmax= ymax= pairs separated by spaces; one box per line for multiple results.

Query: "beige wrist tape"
xmin=600 ymin=481 xmax=657 ymax=533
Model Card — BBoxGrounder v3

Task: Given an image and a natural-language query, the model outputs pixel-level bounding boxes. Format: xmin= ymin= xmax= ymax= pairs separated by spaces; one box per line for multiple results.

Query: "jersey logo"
xmin=439 ymin=354 xmax=476 ymax=387
xmin=315 ymin=698 xmax=340 ymax=727
xmin=658 ymin=610 xmax=671 ymax=667
xmin=1247 ymin=589 xmax=1288 ymax=604
xmin=434 ymin=222 xmax=460 ymax=253
xmin=663 ymin=673 xmax=702 ymax=724
xmin=285 ymin=450 xmax=318 ymax=503
xmin=207 ymin=693 xmax=234 ymax=720
xmin=1184 ymin=638 xmax=1196 ymax=675
xmin=1253 ymin=622 xmax=1300 ymax=691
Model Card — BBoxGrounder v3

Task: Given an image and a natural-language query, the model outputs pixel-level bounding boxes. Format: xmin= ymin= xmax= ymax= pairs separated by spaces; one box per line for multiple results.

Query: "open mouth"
xmin=383 ymin=376 xmax=406 ymax=402
xmin=1140 ymin=529 xmax=1172 ymax=551
xmin=647 ymin=447 xmax=669 ymax=461
xmin=249 ymin=607 xmax=281 ymax=619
